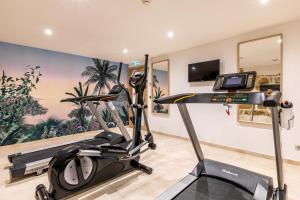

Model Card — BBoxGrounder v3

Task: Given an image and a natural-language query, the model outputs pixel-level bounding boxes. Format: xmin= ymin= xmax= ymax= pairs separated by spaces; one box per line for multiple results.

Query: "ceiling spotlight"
xmin=277 ymin=39 xmax=282 ymax=43
xmin=141 ymin=0 xmax=151 ymax=5
xmin=260 ymin=0 xmax=270 ymax=5
xmin=44 ymin=28 xmax=53 ymax=36
xmin=167 ymin=31 xmax=174 ymax=39
xmin=123 ymin=49 xmax=128 ymax=54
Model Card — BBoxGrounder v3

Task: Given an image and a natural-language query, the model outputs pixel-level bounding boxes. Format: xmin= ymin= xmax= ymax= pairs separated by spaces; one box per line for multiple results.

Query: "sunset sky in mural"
xmin=0 ymin=41 xmax=129 ymax=124
xmin=153 ymin=69 xmax=168 ymax=96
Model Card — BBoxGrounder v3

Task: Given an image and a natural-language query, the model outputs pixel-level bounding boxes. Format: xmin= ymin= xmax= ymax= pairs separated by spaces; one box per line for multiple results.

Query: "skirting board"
xmin=152 ymin=130 xmax=300 ymax=166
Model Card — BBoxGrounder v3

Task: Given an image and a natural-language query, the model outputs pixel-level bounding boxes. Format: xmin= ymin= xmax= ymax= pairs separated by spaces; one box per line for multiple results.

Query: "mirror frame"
xmin=151 ymin=59 xmax=170 ymax=116
xmin=237 ymin=33 xmax=283 ymax=125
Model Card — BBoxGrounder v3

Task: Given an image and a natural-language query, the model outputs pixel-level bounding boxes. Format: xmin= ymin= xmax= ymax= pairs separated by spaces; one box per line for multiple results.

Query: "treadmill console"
xmin=213 ymin=71 xmax=256 ymax=92
xmin=210 ymin=93 xmax=249 ymax=103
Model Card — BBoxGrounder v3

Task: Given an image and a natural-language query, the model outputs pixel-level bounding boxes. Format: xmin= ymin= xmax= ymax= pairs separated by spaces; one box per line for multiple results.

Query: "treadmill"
xmin=7 ymin=94 xmax=131 ymax=180
xmin=7 ymin=62 xmax=133 ymax=180
xmin=155 ymin=71 xmax=291 ymax=200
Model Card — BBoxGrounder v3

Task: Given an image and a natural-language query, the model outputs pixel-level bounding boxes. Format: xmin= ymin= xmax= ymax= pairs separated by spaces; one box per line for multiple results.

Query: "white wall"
xmin=148 ymin=20 xmax=300 ymax=161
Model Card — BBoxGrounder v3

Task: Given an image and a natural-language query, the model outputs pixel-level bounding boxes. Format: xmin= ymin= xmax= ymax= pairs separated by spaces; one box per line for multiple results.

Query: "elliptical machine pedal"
xmin=36 ymin=184 xmax=51 ymax=200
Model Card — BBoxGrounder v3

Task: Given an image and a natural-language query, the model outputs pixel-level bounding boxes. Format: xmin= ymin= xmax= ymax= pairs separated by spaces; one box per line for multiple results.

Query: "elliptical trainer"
xmin=35 ymin=54 xmax=156 ymax=200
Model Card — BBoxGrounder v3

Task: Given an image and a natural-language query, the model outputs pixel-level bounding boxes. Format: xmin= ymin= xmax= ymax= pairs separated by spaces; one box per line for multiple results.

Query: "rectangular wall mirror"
xmin=152 ymin=60 xmax=170 ymax=116
xmin=238 ymin=34 xmax=283 ymax=125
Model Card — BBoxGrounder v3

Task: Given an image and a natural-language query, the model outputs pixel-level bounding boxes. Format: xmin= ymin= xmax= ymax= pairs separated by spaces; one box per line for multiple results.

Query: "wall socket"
xmin=296 ymin=145 xmax=300 ymax=151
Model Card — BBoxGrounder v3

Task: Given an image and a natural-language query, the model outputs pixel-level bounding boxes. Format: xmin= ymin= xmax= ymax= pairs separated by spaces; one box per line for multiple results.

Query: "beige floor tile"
xmin=0 ymin=128 xmax=299 ymax=200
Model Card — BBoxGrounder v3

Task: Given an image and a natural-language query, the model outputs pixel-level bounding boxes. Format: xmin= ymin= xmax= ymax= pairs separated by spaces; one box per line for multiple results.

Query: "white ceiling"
xmin=0 ymin=0 xmax=300 ymax=63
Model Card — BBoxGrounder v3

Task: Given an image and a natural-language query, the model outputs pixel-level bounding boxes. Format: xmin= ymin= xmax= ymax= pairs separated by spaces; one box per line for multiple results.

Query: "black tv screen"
xmin=188 ymin=59 xmax=220 ymax=82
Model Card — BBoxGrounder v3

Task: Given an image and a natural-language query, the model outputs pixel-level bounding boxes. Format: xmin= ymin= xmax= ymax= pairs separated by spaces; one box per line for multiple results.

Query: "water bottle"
xmin=280 ymin=101 xmax=294 ymax=130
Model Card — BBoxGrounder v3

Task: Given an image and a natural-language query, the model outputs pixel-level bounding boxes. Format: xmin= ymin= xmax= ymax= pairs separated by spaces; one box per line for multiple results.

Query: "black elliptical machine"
xmin=35 ymin=54 xmax=156 ymax=200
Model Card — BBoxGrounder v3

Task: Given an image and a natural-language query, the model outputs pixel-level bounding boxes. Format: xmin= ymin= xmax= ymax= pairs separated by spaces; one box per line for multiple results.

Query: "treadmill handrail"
xmin=79 ymin=94 xmax=119 ymax=103
xmin=61 ymin=95 xmax=95 ymax=103
xmin=155 ymin=91 xmax=281 ymax=107
xmin=61 ymin=94 xmax=119 ymax=103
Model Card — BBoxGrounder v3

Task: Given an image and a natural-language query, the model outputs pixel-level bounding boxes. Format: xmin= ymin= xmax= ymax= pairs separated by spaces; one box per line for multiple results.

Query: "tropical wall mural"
xmin=0 ymin=41 xmax=129 ymax=146
xmin=152 ymin=60 xmax=169 ymax=115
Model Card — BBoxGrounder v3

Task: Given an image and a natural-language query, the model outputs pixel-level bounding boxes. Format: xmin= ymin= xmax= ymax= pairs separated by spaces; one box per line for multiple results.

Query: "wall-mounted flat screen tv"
xmin=188 ymin=59 xmax=220 ymax=82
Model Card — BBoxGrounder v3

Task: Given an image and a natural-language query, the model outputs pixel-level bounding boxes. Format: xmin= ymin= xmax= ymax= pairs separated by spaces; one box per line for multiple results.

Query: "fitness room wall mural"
xmin=0 ymin=41 xmax=129 ymax=146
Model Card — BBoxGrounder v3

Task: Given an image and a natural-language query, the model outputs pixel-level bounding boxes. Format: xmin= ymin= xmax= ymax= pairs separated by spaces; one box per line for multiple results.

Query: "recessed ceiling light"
xmin=167 ymin=31 xmax=174 ymax=39
xmin=260 ymin=0 xmax=270 ymax=5
xmin=277 ymin=39 xmax=282 ymax=43
xmin=141 ymin=0 xmax=151 ymax=5
xmin=44 ymin=28 xmax=53 ymax=36
xmin=123 ymin=49 xmax=128 ymax=54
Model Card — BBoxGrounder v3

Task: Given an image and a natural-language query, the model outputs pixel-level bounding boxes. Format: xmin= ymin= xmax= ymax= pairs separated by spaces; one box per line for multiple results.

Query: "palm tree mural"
xmin=153 ymin=87 xmax=166 ymax=113
xmin=61 ymin=82 xmax=91 ymax=132
xmin=81 ymin=58 xmax=130 ymax=127
xmin=0 ymin=67 xmax=47 ymax=146
xmin=81 ymin=59 xmax=118 ymax=95
xmin=101 ymin=108 xmax=115 ymax=128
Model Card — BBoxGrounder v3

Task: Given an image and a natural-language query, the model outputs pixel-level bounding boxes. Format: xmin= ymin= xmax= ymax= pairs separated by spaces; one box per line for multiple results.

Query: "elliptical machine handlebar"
xmin=113 ymin=62 xmax=135 ymax=124
xmin=129 ymin=54 xmax=149 ymax=95
xmin=117 ymin=62 xmax=133 ymax=106
xmin=117 ymin=62 xmax=122 ymax=83
xmin=140 ymin=54 xmax=149 ymax=93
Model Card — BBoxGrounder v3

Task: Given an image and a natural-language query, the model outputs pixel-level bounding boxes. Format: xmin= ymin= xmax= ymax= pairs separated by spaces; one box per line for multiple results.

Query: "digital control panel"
xmin=210 ymin=93 xmax=249 ymax=103
xmin=213 ymin=71 xmax=256 ymax=91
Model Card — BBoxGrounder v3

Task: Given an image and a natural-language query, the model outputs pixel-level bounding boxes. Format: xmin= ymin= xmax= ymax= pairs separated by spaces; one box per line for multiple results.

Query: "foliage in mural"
xmin=0 ymin=67 xmax=47 ymax=145
xmin=62 ymin=82 xmax=92 ymax=131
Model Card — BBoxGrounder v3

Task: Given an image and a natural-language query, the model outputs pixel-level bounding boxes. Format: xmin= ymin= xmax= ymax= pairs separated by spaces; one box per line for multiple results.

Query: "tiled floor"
xmin=0 ymin=128 xmax=299 ymax=200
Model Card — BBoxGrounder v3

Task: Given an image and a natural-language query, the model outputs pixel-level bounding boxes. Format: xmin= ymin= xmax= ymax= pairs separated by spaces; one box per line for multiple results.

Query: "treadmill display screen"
xmin=222 ymin=74 xmax=247 ymax=90
xmin=226 ymin=77 xmax=243 ymax=86
xmin=213 ymin=71 xmax=256 ymax=91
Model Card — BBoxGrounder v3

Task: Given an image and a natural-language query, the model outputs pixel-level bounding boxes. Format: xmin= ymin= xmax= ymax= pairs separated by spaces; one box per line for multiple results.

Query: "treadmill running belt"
xmin=174 ymin=176 xmax=253 ymax=200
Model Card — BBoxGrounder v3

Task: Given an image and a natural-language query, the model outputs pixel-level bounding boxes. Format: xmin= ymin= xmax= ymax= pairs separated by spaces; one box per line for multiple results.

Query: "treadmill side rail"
xmin=105 ymin=101 xmax=131 ymax=141
xmin=25 ymin=158 xmax=52 ymax=175
xmin=177 ymin=104 xmax=204 ymax=162
xmin=271 ymin=107 xmax=285 ymax=191
xmin=155 ymin=174 xmax=198 ymax=200
xmin=86 ymin=101 xmax=110 ymax=132
xmin=9 ymin=138 xmax=94 ymax=162
xmin=9 ymin=158 xmax=52 ymax=179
